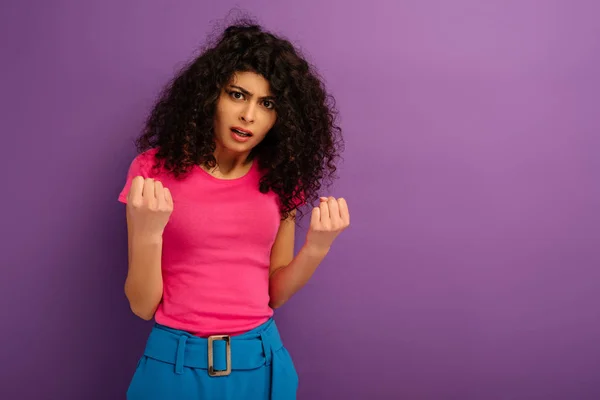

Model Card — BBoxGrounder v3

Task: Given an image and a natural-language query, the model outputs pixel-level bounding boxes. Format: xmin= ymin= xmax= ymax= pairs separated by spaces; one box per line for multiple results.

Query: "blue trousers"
xmin=126 ymin=318 xmax=298 ymax=399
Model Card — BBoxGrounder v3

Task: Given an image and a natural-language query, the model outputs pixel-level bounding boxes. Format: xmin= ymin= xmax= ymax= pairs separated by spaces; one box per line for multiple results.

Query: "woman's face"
xmin=213 ymin=71 xmax=277 ymax=156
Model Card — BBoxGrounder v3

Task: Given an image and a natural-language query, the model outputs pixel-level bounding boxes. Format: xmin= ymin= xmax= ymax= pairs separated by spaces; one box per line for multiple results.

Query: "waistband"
xmin=143 ymin=318 xmax=283 ymax=375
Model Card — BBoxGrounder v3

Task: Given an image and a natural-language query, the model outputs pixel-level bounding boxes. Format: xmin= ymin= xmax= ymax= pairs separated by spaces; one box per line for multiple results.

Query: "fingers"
xmin=149 ymin=179 xmax=173 ymax=211
xmin=154 ymin=179 xmax=163 ymax=198
xmin=317 ymin=196 xmax=350 ymax=230
xmin=327 ymin=196 xmax=341 ymax=228
xmin=319 ymin=197 xmax=330 ymax=225
xmin=338 ymin=198 xmax=350 ymax=226
xmin=128 ymin=175 xmax=143 ymax=197
xmin=128 ymin=176 xmax=172 ymax=211
xmin=142 ymin=177 xmax=155 ymax=199
xmin=310 ymin=206 xmax=320 ymax=228
xmin=164 ymin=187 xmax=173 ymax=209
xmin=154 ymin=180 xmax=164 ymax=208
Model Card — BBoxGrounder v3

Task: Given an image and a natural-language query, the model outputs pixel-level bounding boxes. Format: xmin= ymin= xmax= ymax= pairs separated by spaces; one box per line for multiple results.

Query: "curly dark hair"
xmin=134 ymin=18 xmax=343 ymax=221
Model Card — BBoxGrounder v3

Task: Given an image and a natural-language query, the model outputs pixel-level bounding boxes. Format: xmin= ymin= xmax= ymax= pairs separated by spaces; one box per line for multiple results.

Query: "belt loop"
xmin=175 ymin=335 xmax=188 ymax=374
xmin=260 ymin=331 xmax=272 ymax=366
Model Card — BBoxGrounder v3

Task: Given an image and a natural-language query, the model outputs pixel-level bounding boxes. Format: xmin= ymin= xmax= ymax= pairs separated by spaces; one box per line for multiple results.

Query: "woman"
xmin=118 ymin=19 xmax=349 ymax=399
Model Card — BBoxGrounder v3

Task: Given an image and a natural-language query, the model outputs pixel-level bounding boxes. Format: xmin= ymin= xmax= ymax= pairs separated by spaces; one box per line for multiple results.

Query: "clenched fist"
xmin=305 ymin=196 xmax=350 ymax=254
xmin=126 ymin=176 xmax=173 ymax=238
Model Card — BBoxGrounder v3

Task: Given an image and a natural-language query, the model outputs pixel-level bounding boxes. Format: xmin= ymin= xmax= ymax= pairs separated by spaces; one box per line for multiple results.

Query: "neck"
xmin=205 ymin=144 xmax=253 ymax=178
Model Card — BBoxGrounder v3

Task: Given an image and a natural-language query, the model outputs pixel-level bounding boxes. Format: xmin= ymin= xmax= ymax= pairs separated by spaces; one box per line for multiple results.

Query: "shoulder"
xmin=127 ymin=147 xmax=161 ymax=177
xmin=133 ymin=147 xmax=160 ymax=168
xmin=118 ymin=147 xmax=162 ymax=204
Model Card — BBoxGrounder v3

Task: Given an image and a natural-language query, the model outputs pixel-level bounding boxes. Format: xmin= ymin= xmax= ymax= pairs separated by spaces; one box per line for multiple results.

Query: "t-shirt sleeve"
xmin=117 ymin=150 xmax=156 ymax=204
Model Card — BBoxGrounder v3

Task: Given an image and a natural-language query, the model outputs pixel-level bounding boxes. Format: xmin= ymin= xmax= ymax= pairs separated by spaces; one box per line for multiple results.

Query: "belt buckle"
xmin=207 ymin=335 xmax=231 ymax=376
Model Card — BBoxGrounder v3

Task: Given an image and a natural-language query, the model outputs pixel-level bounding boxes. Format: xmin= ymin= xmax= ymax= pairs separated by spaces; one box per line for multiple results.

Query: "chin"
xmin=219 ymin=138 xmax=254 ymax=154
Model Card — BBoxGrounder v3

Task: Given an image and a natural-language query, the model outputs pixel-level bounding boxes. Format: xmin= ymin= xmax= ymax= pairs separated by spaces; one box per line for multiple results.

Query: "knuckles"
xmin=129 ymin=199 xmax=143 ymax=209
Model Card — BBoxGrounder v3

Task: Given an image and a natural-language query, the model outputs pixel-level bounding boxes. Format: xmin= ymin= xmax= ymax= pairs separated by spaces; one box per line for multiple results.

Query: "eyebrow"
xmin=229 ymin=85 xmax=275 ymax=101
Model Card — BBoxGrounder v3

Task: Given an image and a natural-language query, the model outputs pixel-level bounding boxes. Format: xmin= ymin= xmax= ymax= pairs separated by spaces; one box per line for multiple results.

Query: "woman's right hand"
xmin=126 ymin=176 xmax=174 ymax=238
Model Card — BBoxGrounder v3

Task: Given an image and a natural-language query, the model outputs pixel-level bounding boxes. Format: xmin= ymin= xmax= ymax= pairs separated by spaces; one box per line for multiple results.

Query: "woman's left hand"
xmin=304 ymin=196 xmax=350 ymax=254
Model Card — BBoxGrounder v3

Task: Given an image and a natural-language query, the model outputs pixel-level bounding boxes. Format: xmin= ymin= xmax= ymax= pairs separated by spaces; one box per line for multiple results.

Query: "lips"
xmin=231 ymin=127 xmax=253 ymax=137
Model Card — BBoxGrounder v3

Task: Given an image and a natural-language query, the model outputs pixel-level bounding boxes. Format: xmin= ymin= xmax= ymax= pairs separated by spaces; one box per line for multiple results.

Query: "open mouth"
xmin=231 ymin=128 xmax=253 ymax=137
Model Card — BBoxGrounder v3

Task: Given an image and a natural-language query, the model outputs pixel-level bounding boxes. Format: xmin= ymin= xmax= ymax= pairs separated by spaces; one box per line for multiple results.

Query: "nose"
xmin=240 ymin=103 xmax=256 ymax=124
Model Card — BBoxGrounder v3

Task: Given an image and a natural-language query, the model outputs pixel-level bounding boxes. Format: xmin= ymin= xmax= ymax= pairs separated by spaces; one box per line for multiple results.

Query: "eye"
xmin=229 ymin=91 xmax=244 ymax=100
xmin=263 ymin=100 xmax=275 ymax=109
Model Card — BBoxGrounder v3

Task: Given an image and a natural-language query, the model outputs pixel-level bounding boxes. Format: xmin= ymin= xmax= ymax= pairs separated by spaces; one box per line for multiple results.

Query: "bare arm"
xmin=124 ymin=217 xmax=164 ymax=320
xmin=268 ymin=197 xmax=350 ymax=309
xmin=268 ymin=209 xmax=327 ymax=309
xmin=123 ymin=176 xmax=173 ymax=320
xmin=269 ymin=233 xmax=329 ymax=308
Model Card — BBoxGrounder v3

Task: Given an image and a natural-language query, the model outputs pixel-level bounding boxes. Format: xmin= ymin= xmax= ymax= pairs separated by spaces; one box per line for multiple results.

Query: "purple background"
xmin=2 ymin=0 xmax=599 ymax=399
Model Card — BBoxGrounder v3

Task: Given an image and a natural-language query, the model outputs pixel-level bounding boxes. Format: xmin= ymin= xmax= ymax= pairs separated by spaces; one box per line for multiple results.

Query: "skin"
xmin=205 ymin=71 xmax=350 ymax=308
xmin=124 ymin=71 xmax=350 ymax=318
xmin=206 ymin=71 xmax=277 ymax=179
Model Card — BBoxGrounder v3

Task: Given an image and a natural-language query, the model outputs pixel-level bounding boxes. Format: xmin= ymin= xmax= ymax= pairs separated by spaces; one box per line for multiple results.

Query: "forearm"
xmin=125 ymin=233 xmax=164 ymax=320
xmin=269 ymin=244 xmax=329 ymax=309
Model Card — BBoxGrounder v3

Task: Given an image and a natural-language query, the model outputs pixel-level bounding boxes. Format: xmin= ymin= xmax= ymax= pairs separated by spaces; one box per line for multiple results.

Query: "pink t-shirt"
xmin=118 ymin=148 xmax=282 ymax=337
